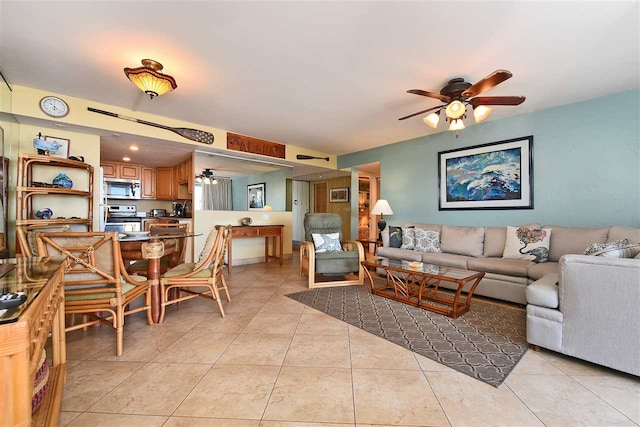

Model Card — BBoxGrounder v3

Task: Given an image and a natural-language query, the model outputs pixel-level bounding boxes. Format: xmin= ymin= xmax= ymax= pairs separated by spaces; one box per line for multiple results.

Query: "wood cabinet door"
xmin=101 ymin=162 xmax=117 ymax=178
xmin=156 ymin=167 xmax=174 ymax=200
xmin=140 ymin=166 xmax=156 ymax=199
xmin=119 ymin=164 xmax=140 ymax=179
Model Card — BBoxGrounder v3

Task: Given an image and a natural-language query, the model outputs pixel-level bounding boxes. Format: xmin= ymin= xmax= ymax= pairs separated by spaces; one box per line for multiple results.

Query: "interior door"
xmin=292 ymin=181 xmax=310 ymax=243
xmin=314 ymin=182 xmax=327 ymax=213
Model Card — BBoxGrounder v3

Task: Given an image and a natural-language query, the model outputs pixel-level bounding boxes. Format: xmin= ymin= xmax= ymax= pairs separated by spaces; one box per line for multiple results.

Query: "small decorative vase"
xmin=241 ymin=217 xmax=253 ymax=226
xmin=52 ymin=173 xmax=73 ymax=188
xmin=35 ymin=208 xmax=53 ymax=219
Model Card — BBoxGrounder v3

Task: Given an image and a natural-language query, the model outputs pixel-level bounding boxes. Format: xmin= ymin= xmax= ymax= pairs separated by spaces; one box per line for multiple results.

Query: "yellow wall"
xmin=193 ymin=210 xmax=292 ymax=265
xmin=325 ymin=176 xmax=352 ymax=238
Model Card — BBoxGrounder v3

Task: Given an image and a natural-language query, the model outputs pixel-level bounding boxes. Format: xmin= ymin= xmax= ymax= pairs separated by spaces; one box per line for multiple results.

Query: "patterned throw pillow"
xmin=389 ymin=226 xmax=402 ymax=248
xmin=503 ymin=226 xmax=551 ymax=263
xmin=414 ymin=229 xmax=441 ymax=253
xmin=400 ymin=227 xmax=416 ymax=250
xmin=312 ymin=233 xmax=342 ymax=253
xmin=585 ymin=239 xmax=640 ymax=258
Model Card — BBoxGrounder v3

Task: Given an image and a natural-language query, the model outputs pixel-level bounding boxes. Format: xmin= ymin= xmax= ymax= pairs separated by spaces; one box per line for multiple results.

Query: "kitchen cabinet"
xmin=155 ymin=167 xmax=174 ymax=200
xmin=119 ymin=164 xmax=140 ymax=179
xmin=140 ymin=166 xmax=156 ymax=199
xmin=101 ymin=161 xmax=117 ymax=178
xmin=100 ymin=161 xmax=140 ymax=180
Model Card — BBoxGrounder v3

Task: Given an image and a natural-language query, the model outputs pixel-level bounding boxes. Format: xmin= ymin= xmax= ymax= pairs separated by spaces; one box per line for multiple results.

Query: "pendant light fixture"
xmin=123 ymin=59 xmax=177 ymax=99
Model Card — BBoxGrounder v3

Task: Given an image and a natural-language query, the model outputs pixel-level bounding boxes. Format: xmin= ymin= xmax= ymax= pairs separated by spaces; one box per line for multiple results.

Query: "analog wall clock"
xmin=39 ymin=96 xmax=69 ymax=118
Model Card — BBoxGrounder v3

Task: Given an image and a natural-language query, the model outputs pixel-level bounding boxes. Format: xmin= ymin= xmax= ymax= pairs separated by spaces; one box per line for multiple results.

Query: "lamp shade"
xmin=448 ymin=118 xmax=466 ymax=131
xmin=370 ymin=199 xmax=394 ymax=215
xmin=445 ymin=100 xmax=466 ymax=119
xmin=423 ymin=111 xmax=440 ymax=128
xmin=124 ymin=59 xmax=177 ymax=99
xmin=263 ymin=205 xmax=273 ymax=212
xmin=473 ymin=105 xmax=493 ymax=123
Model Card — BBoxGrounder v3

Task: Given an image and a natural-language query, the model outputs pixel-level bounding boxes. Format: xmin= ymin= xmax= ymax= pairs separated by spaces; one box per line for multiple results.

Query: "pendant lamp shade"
xmin=448 ymin=119 xmax=466 ymax=131
xmin=124 ymin=59 xmax=177 ymax=99
xmin=423 ymin=111 xmax=440 ymax=128
xmin=473 ymin=105 xmax=493 ymax=123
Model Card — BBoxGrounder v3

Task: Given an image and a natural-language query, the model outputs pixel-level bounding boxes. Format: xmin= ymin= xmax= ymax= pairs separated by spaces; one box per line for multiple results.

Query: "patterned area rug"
xmin=287 ymin=286 xmax=528 ymax=387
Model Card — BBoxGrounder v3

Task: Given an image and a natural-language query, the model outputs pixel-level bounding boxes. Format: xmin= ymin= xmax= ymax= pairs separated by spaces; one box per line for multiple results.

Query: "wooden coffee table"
xmin=361 ymin=257 xmax=485 ymax=318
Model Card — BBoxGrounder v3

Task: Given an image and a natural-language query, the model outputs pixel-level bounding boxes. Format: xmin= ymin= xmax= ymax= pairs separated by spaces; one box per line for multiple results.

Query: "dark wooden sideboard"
xmin=227 ymin=225 xmax=284 ymax=273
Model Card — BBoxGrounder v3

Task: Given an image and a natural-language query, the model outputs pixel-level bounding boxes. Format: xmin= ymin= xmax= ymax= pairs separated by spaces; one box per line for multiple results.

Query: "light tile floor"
xmin=58 ymin=254 xmax=639 ymax=427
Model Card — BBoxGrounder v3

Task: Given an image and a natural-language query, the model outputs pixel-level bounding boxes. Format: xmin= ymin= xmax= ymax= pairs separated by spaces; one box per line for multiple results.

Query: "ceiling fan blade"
xmin=470 ymin=96 xmax=526 ymax=107
xmin=462 ymin=69 xmax=513 ymax=97
xmin=407 ymin=89 xmax=451 ymax=103
xmin=398 ymin=105 xmax=442 ymax=121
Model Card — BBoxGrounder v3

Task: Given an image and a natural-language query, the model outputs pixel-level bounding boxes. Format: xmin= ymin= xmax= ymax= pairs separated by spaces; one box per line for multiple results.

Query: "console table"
xmin=0 ymin=256 xmax=67 ymax=427
xmin=228 ymin=225 xmax=284 ymax=273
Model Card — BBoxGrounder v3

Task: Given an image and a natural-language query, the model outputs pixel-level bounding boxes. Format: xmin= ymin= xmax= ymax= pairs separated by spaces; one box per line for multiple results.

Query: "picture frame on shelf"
xmin=248 ymin=182 xmax=266 ymax=210
xmin=329 ymin=187 xmax=350 ymax=203
xmin=44 ymin=136 xmax=70 ymax=159
xmin=438 ymin=135 xmax=533 ymax=210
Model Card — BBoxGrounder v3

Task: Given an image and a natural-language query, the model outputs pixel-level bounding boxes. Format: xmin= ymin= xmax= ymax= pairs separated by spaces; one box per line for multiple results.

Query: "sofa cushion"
xmin=420 ymin=252 xmax=469 ymax=269
xmin=503 ymin=226 xmax=551 ymax=263
xmin=414 ymin=228 xmax=441 ymax=253
xmin=527 ymin=261 xmax=559 ymax=280
xmin=467 ymin=257 xmax=533 ymax=277
xmin=607 ymin=226 xmax=640 ymax=243
xmin=388 ymin=226 xmax=402 ymax=248
xmin=547 ymin=225 xmax=609 ymax=262
xmin=440 ymin=225 xmax=485 ymax=257
xmin=526 ymin=304 xmax=563 ymax=323
xmin=315 ymin=251 xmax=359 ymax=274
xmin=400 ymin=227 xmax=416 ymax=250
xmin=484 ymin=224 xmax=542 ymax=257
xmin=483 ymin=227 xmax=507 ymax=258
xmin=377 ymin=247 xmax=423 ymax=261
xmin=526 ymin=273 xmax=559 ymax=308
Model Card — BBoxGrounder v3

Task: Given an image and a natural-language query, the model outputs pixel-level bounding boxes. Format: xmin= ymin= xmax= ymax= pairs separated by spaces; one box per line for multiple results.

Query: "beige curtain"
xmin=202 ymin=178 xmax=232 ymax=210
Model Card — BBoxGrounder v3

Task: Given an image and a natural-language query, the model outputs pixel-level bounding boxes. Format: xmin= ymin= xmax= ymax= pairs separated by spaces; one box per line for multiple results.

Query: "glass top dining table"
xmin=118 ymin=233 xmax=200 ymax=323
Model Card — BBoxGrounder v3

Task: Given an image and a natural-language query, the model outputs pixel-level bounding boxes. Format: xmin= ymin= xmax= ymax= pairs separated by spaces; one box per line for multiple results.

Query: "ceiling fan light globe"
xmin=448 ymin=119 xmax=466 ymax=131
xmin=473 ymin=105 xmax=493 ymax=123
xmin=423 ymin=112 xmax=440 ymax=128
xmin=445 ymin=100 xmax=466 ymax=119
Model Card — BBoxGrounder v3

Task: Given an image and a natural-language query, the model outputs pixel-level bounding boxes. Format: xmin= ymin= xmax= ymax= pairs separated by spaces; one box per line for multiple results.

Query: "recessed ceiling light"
xmin=122 ymin=157 xmax=131 ymax=162
xmin=112 ymin=133 xmax=120 ymax=137
xmin=129 ymin=145 xmax=139 ymax=151
xmin=54 ymin=123 xmax=66 ymax=128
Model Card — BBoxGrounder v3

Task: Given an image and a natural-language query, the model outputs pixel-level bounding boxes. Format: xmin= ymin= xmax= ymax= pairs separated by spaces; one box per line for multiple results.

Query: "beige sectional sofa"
xmin=379 ymin=223 xmax=640 ymax=304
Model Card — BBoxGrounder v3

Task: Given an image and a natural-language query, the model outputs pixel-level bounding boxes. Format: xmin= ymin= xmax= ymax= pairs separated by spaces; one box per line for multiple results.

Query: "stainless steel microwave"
xmin=105 ymin=178 xmax=141 ymax=200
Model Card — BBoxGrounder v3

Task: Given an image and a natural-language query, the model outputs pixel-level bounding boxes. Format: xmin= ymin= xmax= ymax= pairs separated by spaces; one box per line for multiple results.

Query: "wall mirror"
xmin=193 ymin=151 xmax=293 ymax=212
xmin=0 ymin=127 xmax=8 ymax=258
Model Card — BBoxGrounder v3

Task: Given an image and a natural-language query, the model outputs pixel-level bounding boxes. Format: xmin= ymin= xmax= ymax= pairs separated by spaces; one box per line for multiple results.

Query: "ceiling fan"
xmin=399 ymin=69 xmax=525 ymax=133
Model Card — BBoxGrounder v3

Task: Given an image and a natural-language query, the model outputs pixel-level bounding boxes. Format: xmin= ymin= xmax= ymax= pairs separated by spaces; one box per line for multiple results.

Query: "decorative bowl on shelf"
xmin=35 ymin=208 xmax=53 ymax=219
xmin=52 ymin=173 xmax=73 ymax=188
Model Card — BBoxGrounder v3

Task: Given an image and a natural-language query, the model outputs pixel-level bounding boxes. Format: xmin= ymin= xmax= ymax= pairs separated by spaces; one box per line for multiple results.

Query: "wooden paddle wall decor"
xmin=227 ymin=132 xmax=286 ymax=159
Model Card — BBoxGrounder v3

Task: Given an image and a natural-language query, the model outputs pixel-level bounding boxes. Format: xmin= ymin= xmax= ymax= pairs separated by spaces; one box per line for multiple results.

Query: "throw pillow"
xmin=389 ymin=226 xmax=402 ymax=248
xmin=503 ymin=226 xmax=551 ymax=263
xmin=585 ymin=239 xmax=640 ymax=258
xmin=414 ymin=229 xmax=441 ymax=253
xmin=400 ymin=227 xmax=416 ymax=250
xmin=312 ymin=233 xmax=342 ymax=253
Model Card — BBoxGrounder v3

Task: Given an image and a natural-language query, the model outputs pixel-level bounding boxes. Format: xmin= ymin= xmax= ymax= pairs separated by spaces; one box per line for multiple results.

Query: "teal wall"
xmin=339 ymin=89 xmax=640 ymax=229
xmin=232 ymin=168 xmax=292 ymax=211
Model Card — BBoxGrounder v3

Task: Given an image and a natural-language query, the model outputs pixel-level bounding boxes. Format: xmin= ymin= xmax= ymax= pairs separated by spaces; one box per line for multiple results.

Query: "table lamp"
xmin=370 ymin=199 xmax=394 ymax=241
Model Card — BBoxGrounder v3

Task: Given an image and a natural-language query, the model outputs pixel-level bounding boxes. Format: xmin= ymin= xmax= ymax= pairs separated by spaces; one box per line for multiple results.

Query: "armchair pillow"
xmin=503 ymin=226 xmax=551 ymax=263
xmin=312 ymin=232 xmax=342 ymax=253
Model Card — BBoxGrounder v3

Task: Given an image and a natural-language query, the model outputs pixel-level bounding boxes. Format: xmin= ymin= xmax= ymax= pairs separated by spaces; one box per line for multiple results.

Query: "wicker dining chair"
xmin=159 ymin=225 xmax=231 ymax=321
xmin=35 ymin=231 xmax=152 ymax=356
xmin=126 ymin=222 xmax=190 ymax=275
xmin=16 ymin=223 xmax=71 ymax=257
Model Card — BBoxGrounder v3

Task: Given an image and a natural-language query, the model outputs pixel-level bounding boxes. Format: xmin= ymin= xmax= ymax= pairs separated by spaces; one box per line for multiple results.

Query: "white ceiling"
xmin=1 ymin=1 xmax=638 ymax=156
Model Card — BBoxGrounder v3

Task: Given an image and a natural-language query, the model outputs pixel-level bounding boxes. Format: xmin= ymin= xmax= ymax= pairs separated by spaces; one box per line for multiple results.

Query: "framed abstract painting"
xmin=438 ymin=136 xmax=533 ymax=210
